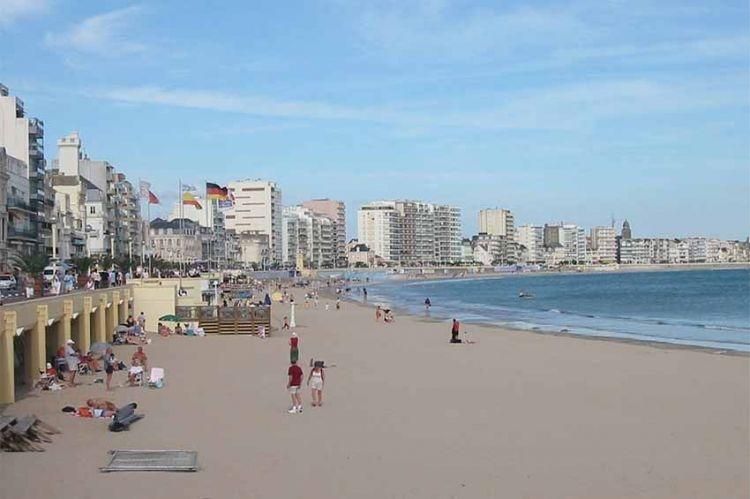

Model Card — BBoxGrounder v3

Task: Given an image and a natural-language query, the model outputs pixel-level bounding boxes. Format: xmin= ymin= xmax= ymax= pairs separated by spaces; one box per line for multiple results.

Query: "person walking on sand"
xmin=424 ymin=297 xmax=431 ymax=312
xmin=137 ymin=312 xmax=146 ymax=333
xmin=282 ymin=316 xmax=290 ymax=331
xmin=103 ymin=347 xmax=117 ymax=391
xmin=375 ymin=305 xmax=382 ymax=322
xmin=287 ymin=360 xmax=304 ymax=414
xmin=336 ymin=297 xmax=341 ymax=310
xmin=289 ymin=332 xmax=299 ymax=364
xmin=363 ymin=287 xmax=368 ymax=301
xmin=307 ymin=361 xmax=325 ymax=407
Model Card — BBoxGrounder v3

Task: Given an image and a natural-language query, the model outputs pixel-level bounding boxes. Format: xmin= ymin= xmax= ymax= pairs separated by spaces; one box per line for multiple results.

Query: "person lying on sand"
xmin=84 ymin=398 xmax=117 ymax=417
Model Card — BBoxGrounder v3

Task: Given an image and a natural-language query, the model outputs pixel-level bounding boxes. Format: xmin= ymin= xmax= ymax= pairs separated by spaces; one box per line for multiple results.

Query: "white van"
xmin=43 ymin=262 xmax=71 ymax=282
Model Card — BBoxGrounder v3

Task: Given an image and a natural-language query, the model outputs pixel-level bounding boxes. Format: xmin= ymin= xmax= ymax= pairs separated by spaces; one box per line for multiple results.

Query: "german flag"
xmin=206 ymin=182 xmax=228 ymax=200
xmin=182 ymin=192 xmax=203 ymax=209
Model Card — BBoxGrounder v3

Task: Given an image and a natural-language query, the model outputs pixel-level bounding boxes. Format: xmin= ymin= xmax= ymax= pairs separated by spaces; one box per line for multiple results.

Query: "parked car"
xmin=0 ymin=274 xmax=17 ymax=291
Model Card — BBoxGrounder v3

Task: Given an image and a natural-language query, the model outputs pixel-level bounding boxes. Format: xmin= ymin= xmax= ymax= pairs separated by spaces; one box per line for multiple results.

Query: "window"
xmin=89 ymin=206 xmax=96 ymax=214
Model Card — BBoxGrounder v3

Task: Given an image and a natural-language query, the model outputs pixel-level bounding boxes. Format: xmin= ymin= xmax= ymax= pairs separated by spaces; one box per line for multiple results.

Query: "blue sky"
xmin=1 ymin=0 xmax=748 ymax=239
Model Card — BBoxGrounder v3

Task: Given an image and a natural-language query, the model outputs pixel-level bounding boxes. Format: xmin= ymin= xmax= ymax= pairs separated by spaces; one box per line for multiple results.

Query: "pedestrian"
xmin=363 ymin=287 xmax=368 ymax=301
xmin=424 ymin=297 xmax=431 ymax=311
xmin=287 ymin=360 xmax=304 ymax=414
xmin=103 ymin=347 xmax=116 ymax=391
xmin=289 ymin=332 xmax=299 ymax=363
xmin=64 ymin=339 xmax=79 ymax=386
xmin=24 ymin=275 xmax=34 ymax=298
xmin=282 ymin=316 xmax=290 ymax=331
xmin=336 ymin=298 xmax=341 ymax=310
xmin=375 ymin=305 xmax=382 ymax=322
xmin=307 ymin=360 xmax=325 ymax=407
xmin=137 ymin=311 xmax=146 ymax=332
xmin=450 ymin=318 xmax=461 ymax=343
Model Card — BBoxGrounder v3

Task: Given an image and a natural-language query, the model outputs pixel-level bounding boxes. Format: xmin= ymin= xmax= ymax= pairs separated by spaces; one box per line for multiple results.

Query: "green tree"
xmin=10 ymin=252 xmax=49 ymax=275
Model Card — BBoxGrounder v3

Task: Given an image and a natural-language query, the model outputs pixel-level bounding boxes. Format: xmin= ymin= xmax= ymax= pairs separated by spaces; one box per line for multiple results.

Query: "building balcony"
xmin=28 ymin=119 xmax=44 ymax=136
xmin=8 ymin=226 xmax=38 ymax=241
xmin=7 ymin=197 xmax=35 ymax=213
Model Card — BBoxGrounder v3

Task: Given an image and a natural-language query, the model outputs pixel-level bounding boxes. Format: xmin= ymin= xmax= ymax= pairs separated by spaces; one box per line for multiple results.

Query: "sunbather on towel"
xmin=84 ymin=398 xmax=117 ymax=417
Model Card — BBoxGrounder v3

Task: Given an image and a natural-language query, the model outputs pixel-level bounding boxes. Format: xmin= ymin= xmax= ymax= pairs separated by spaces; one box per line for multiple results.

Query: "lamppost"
xmin=50 ymin=216 xmax=58 ymax=261
xmin=290 ymin=299 xmax=296 ymax=328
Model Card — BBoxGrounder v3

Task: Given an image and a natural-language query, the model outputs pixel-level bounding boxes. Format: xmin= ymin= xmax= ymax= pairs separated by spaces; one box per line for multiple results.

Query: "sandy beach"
xmin=1 ymin=290 xmax=748 ymax=499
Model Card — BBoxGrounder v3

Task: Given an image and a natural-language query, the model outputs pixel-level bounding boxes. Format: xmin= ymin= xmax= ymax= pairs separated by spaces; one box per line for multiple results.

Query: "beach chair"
xmin=148 ymin=367 xmax=165 ymax=388
xmin=0 ymin=415 xmax=60 ymax=452
xmin=108 ymin=403 xmax=144 ymax=432
xmin=129 ymin=365 xmax=145 ymax=387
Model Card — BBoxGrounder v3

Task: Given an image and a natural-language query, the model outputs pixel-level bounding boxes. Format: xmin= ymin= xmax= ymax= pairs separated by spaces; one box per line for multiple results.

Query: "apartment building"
xmin=478 ymin=208 xmax=515 ymax=239
xmin=516 ymin=225 xmax=545 ymax=263
xmin=149 ymin=218 xmax=203 ymax=264
xmin=357 ymin=200 xmax=462 ymax=265
xmin=282 ymin=205 xmax=336 ymax=269
xmin=0 ymin=83 xmax=47 ymax=254
xmin=561 ymin=224 xmax=587 ymax=263
xmin=226 ymin=180 xmax=282 ymax=264
xmin=301 ymin=199 xmax=346 ymax=267
xmin=589 ymin=226 xmax=617 ymax=263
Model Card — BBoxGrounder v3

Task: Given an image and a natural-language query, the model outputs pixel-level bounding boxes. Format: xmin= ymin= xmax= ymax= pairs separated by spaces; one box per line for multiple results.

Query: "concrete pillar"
xmin=30 ymin=305 xmax=48 ymax=382
xmin=0 ymin=311 xmax=16 ymax=405
xmin=81 ymin=296 xmax=92 ymax=353
xmin=120 ymin=289 xmax=129 ymax=322
xmin=61 ymin=300 xmax=73 ymax=344
xmin=94 ymin=295 xmax=107 ymax=344
xmin=109 ymin=291 xmax=120 ymax=332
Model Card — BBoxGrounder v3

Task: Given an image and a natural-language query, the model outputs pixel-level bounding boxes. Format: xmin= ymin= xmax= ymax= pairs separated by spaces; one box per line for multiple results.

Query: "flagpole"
xmin=179 ymin=179 xmax=183 ymax=291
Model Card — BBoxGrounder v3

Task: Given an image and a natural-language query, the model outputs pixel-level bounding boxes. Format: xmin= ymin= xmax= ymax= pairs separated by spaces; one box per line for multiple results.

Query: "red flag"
xmin=148 ymin=191 xmax=160 ymax=204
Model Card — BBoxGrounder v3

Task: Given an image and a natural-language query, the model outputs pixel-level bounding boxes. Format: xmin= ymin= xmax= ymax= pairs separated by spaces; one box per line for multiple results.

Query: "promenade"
xmin=1 ymin=291 xmax=748 ymax=499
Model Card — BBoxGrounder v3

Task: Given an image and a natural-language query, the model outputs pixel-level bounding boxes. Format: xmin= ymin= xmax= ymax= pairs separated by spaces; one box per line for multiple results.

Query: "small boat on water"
xmin=518 ymin=291 xmax=534 ymax=299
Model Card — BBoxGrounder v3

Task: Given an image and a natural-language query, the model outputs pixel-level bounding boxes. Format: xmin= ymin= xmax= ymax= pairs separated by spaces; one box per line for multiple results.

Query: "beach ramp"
xmin=101 ymin=450 xmax=199 ymax=472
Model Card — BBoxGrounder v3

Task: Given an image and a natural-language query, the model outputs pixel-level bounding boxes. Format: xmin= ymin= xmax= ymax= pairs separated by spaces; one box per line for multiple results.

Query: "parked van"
xmin=43 ymin=262 xmax=72 ymax=282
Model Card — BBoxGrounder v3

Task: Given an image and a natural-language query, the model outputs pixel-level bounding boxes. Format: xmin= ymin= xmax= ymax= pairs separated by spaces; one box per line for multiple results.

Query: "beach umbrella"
xmin=159 ymin=314 xmax=181 ymax=321
xmin=271 ymin=292 xmax=283 ymax=302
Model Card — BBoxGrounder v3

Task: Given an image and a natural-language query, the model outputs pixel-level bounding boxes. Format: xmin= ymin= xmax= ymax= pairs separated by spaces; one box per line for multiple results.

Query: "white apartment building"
xmin=282 ymin=205 xmax=336 ymax=269
xmin=226 ymin=180 xmax=282 ymax=264
xmin=357 ymin=201 xmax=401 ymax=262
xmin=433 ymin=204 xmax=462 ymax=263
xmin=478 ymin=208 xmax=515 ymax=239
xmin=589 ymin=226 xmax=617 ymax=263
xmin=561 ymin=224 xmax=587 ymax=263
xmin=301 ymin=199 xmax=346 ymax=267
xmin=2 ymin=147 xmax=36 ymax=257
xmin=358 ymin=200 xmax=462 ymax=265
xmin=516 ymin=225 xmax=545 ymax=263
xmin=149 ymin=218 xmax=203 ymax=264
xmin=0 ymin=83 xmax=46 ymax=253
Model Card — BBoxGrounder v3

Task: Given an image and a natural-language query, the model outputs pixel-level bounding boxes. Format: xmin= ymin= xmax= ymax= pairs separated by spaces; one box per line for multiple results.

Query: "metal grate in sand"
xmin=101 ymin=450 xmax=199 ymax=472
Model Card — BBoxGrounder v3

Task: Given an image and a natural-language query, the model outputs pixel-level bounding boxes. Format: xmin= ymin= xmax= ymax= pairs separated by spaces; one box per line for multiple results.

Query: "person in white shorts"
xmin=307 ymin=361 xmax=325 ymax=407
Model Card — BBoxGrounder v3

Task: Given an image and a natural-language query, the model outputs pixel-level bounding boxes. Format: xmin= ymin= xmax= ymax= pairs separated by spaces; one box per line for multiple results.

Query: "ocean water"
xmin=365 ymin=268 xmax=750 ymax=351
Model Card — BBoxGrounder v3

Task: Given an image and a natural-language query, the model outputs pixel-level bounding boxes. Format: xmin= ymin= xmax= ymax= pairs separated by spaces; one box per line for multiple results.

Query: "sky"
xmin=0 ymin=0 xmax=748 ymax=239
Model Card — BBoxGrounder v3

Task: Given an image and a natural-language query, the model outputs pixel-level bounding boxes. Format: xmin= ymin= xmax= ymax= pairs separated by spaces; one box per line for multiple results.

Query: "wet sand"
xmin=1 ymin=291 xmax=748 ymax=499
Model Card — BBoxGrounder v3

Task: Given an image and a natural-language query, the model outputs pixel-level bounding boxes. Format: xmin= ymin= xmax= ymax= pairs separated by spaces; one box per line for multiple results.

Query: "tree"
xmin=71 ymin=257 xmax=94 ymax=274
xmin=10 ymin=252 xmax=49 ymax=275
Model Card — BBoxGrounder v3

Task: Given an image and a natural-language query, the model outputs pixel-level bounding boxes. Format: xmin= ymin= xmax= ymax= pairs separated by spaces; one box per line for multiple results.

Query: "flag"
xmin=206 ymin=182 xmax=229 ymax=200
xmin=218 ymin=198 xmax=233 ymax=211
xmin=182 ymin=184 xmax=197 ymax=192
xmin=182 ymin=192 xmax=202 ymax=209
xmin=139 ymin=180 xmax=151 ymax=197
xmin=148 ymin=191 xmax=160 ymax=204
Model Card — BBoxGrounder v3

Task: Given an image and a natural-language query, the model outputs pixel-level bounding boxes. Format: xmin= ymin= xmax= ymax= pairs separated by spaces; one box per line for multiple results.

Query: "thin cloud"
xmin=44 ymin=5 xmax=146 ymax=57
xmin=0 ymin=0 xmax=50 ymax=28
xmin=96 ymin=77 xmax=745 ymax=133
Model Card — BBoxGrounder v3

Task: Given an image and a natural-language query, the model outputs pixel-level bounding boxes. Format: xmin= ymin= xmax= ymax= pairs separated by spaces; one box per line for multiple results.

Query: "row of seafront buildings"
xmin=149 ymin=179 xmax=348 ymax=270
xmin=354 ymin=204 xmax=749 ymax=267
xmin=0 ymin=84 xmax=142 ymax=269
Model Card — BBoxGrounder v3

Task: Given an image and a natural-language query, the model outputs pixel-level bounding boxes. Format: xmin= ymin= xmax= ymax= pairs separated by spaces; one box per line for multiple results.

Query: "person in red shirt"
xmin=289 ymin=332 xmax=299 ymax=364
xmin=287 ymin=360 xmax=304 ymax=414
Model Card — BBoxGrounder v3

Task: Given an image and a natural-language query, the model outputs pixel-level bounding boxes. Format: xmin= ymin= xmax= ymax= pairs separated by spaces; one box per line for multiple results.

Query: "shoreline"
xmin=378 ymin=262 xmax=750 ymax=284
xmin=338 ymin=291 xmax=750 ymax=356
